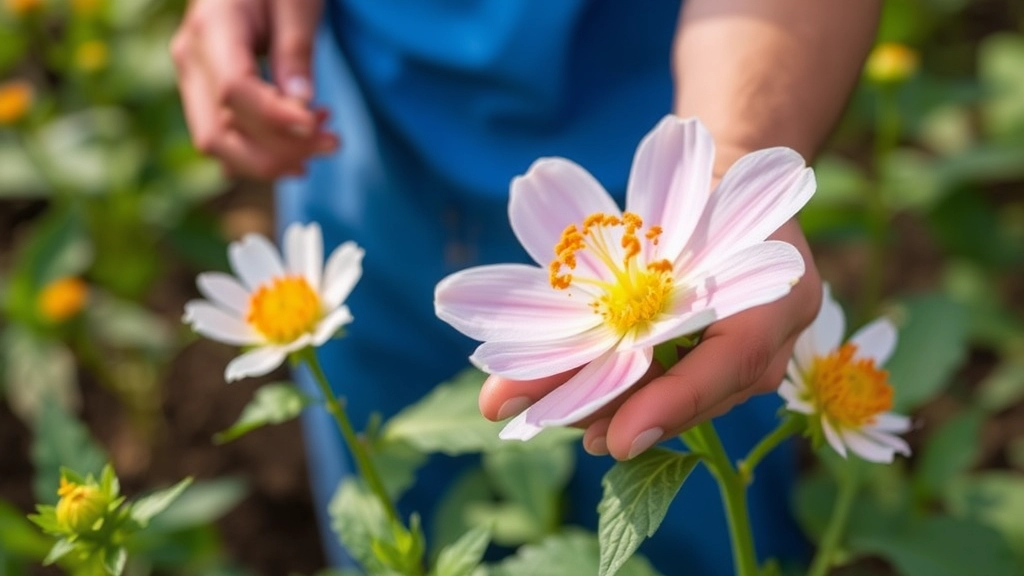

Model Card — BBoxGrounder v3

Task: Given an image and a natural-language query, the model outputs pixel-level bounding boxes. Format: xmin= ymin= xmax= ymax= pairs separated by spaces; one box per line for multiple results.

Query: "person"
xmin=170 ymin=1 xmax=881 ymax=573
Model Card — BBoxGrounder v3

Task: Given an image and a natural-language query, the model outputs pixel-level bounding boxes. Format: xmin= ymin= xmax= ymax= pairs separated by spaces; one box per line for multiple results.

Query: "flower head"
xmin=55 ymin=477 xmax=109 ymax=533
xmin=435 ymin=116 xmax=815 ymax=440
xmin=74 ymin=41 xmax=108 ymax=72
xmin=0 ymin=80 xmax=32 ymax=126
xmin=38 ymin=277 xmax=89 ymax=323
xmin=865 ymin=42 xmax=919 ymax=85
xmin=779 ymin=284 xmax=911 ymax=463
xmin=184 ymin=222 xmax=363 ymax=382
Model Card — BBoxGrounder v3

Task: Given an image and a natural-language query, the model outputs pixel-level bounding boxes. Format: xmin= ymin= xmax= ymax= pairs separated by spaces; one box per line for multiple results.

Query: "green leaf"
xmin=85 ymin=293 xmax=175 ymax=354
xmin=913 ymin=409 xmax=983 ymax=499
xmin=886 ymin=293 xmax=969 ymax=412
xmin=979 ymin=33 xmax=1024 ymax=141
xmin=977 ymin=359 xmax=1024 ymax=413
xmin=146 ymin=477 xmax=247 ymax=531
xmin=486 ymin=528 xmax=662 ymax=576
xmin=0 ymin=499 xmax=53 ymax=559
xmin=382 ymin=369 xmax=504 ymax=455
xmin=1 ymin=324 xmax=79 ymax=424
xmin=431 ymin=469 xmax=495 ymax=559
xmin=329 ymin=479 xmax=391 ymax=573
xmin=0 ymin=139 xmax=47 ymax=198
xmin=369 ymin=440 xmax=427 ymax=500
xmin=433 ymin=526 xmax=491 ymax=576
xmin=31 ymin=401 xmax=107 ymax=503
xmin=214 ymin=383 xmax=311 ymax=444
xmin=103 ymin=546 xmax=127 ymax=576
xmin=946 ymin=472 xmax=1024 ymax=563
xmin=42 ymin=538 xmax=75 ymax=566
xmin=5 ymin=207 xmax=91 ymax=319
xmin=482 ymin=441 xmax=574 ymax=536
xmin=597 ymin=448 xmax=700 ymax=576
xmin=130 ymin=477 xmax=194 ymax=528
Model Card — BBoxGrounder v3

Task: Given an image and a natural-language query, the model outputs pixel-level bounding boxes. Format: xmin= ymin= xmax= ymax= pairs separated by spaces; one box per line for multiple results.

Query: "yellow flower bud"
xmin=74 ymin=41 xmax=108 ymax=73
xmin=4 ymin=0 xmax=42 ymax=15
xmin=0 ymin=81 xmax=33 ymax=126
xmin=38 ymin=277 xmax=89 ymax=323
xmin=55 ymin=478 xmax=109 ymax=533
xmin=71 ymin=0 xmax=100 ymax=15
xmin=865 ymin=42 xmax=919 ymax=84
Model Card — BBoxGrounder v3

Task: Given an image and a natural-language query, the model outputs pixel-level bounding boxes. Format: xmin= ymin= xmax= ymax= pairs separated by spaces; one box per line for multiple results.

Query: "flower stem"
xmin=737 ymin=416 xmax=802 ymax=485
xmin=296 ymin=348 xmax=400 ymax=525
xmin=807 ymin=471 xmax=860 ymax=576
xmin=683 ymin=422 xmax=759 ymax=576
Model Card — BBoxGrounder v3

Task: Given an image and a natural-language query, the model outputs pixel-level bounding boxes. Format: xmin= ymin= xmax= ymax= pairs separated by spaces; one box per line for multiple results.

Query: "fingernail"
xmin=288 ymin=123 xmax=313 ymax=137
xmin=284 ymin=76 xmax=313 ymax=101
xmin=496 ymin=396 xmax=531 ymax=420
xmin=586 ymin=435 xmax=608 ymax=456
xmin=627 ymin=427 xmax=664 ymax=459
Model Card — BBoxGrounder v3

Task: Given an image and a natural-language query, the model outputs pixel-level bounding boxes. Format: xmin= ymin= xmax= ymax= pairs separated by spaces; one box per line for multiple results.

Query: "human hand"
xmin=170 ymin=0 xmax=338 ymax=179
xmin=478 ymin=218 xmax=822 ymax=461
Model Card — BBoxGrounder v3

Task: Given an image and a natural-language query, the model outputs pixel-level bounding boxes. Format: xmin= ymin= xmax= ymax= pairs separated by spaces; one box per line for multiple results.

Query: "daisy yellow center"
xmin=807 ymin=343 xmax=892 ymax=428
xmin=246 ymin=276 xmax=322 ymax=343
xmin=550 ymin=211 xmax=673 ymax=335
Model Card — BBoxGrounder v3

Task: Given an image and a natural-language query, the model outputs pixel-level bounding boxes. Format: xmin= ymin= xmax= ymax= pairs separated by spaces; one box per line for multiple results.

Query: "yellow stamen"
xmin=0 ymin=80 xmax=32 ymax=126
xmin=550 ymin=211 xmax=673 ymax=335
xmin=38 ymin=277 xmax=88 ymax=323
xmin=807 ymin=343 xmax=893 ymax=428
xmin=246 ymin=276 xmax=322 ymax=343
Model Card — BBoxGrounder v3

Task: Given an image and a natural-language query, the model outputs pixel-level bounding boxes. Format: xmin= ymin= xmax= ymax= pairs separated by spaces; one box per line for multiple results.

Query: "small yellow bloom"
xmin=55 ymin=478 xmax=108 ymax=533
xmin=865 ymin=42 xmax=919 ymax=84
xmin=38 ymin=277 xmax=89 ymax=323
xmin=0 ymin=81 xmax=33 ymax=126
xmin=74 ymin=41 xmax=108 ymax=73
xmin=71 ymin=0 xmax=101 ymax=15
xmin=4 ymin=0 xmax=42 ymax=15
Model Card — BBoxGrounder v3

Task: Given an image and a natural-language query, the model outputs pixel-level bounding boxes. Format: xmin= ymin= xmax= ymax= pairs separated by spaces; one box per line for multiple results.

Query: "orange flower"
xmin=0 ymin=80 xmax=33 ymax=126
xmin=4 ymin=0 xmax=42 ymax=15
xmin=38 ymin=277 xmax=89 ymax=323
xmin=71 ymin=0 xmax=101 ymax=15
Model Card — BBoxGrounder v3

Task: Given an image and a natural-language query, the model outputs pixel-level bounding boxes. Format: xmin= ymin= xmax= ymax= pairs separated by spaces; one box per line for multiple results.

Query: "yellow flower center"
xmin=550 ymin=211 xmax=674 ymax=335
xmin=38 ymin=277 xmax=88 ymax=323
xmin=865 ymin=43 xmax=919 ymax=84
xmin=55 ymin=478 xmax=107 ymax=533
xmin=0 ymin=80 xmax=32 ymax=125
xmin=246 ymin=276 xmax=322 ymax=343
xmin=807 ymin=343 xmax=893 ymax=428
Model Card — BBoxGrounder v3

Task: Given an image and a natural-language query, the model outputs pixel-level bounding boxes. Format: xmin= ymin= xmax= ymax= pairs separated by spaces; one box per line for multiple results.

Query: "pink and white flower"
xmin=779 ymin=284 xmax=911 ymax=463
xmin=435 ymin=116 xmax=816 ymax=440
xmin=184 ymin=222 xmax=363 ymax=382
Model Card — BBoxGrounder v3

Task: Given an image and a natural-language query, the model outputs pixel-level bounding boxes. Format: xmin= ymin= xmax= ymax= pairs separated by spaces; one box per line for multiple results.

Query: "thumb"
xmin=269 ymin=0 xmax=323 ymax=103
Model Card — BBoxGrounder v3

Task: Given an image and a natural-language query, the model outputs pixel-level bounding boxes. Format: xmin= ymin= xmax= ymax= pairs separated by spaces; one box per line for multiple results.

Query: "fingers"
xmin=270 ymin=0 xmax=323 ymax=102
xmin=479 ymin=371 xmax=577 ymax=421
xmin=171 ymin=0 xmax=336 ymax=180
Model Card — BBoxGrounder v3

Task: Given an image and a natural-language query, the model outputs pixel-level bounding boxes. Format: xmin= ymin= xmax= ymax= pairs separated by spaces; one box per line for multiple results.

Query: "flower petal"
xmin=625 ymin=116 xmax=713 ymax=261
xmin=687 ymin=147 xmax=815 ymax=268
xmin=499 ymin=348 xmax=653 ymax=440
xmin=470 ymin=327 xmax=617 ymax=380
xmin=183 ymin=300 xmax=260 ymax=346
xmin=322 ymin=241 xmax=364 ymax=309
xmin=225 ymin=346 xmax=288 ymax=382
xmin=312 ymin=306 xmax=354 ymax=346
xmin=509 ymin=157 xmax=620 ymax=274
xmin=861 ymin=427 xmax=911 ymax=456
xmin=685 ymin=240 xmax=805 ymax=322
xmin=841 ymin=429 xmax=899 ymax=463
xmin=821 ymin=417 xmax=847 ymax=458
xmin=285 ymin=222 xmax=323 ymax=292
xmin=196 ymin=272 xmax=250 ymax=316
xmin=794 ymin=283 xmax=845 ymax=373
xmin=620 ymin=307 xmax=716 ymax=352
xmin=850 ymin=317 xmax=898 ymax=366
xmin=872 ymin=412 xmax=912 ymax=433
xmin=229 ymin=233 xmax=286 ymax=291
xmin=435 ymin=264 xmax=601 ymax=342
xmin=779 ymin=380 xmax=814 ymax=414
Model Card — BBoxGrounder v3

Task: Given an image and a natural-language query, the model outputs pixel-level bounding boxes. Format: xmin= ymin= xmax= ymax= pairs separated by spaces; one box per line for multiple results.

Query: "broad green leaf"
xmin=914 ymin=409 xmax=983 ymax=499
xmin=851 ymin=516 xmax=1019 ymax=576
xmin=597 ymin=448 xmax=700 ymax=576
xmin=0 ymin=499 xmax=52 ymax=559
xmin=214 ymin=383 xmax=312 ymax=444
xmin=0 ymin=140 xmax=46 ymax=197
xmin=369 ymin=440 xmax=427 ymax=500
xmin=130 ymin=478 xmax=194 ymax=528
xmin=1 ymin=324 xmax=79 ymax=424
xmin=979 ymin=33 xmax=1024 ymax=140
xmin=31 ymin=401 xmax=107 ymax=503
xmin=10 ymin=207 xmax=92 ymax=301
xmin=483 ymin=441 xmax=574 ymax=535
xmin=977 ymin=359 xmax=1024 ymax=413
xmin=329 ymin=479 xmax=391 ymax=573
xmin=42 ymin=538 xmax=75 ymax=566
xmin=930 ymin=189 xmax=1024 ymax=271
xmin=432 ymin=526 xmax=491 ymax=576
xmin=103 ymin=546 xmax=127 ymax=576
xmin=886 ymin=293 xmax=969 ymax=412
xmin=382 ymin=369 xmax=503 ymax=455
xmin=880 ymin=148 xmax=943 ymax=211
xmin=147 ymin=477 xmax=247 ymax=531
xmin=946 ymin=472 xmax=1024 ymax=562
xmin=86 ymin=293 xmax=175 ymax=354
xmin=486 ymin=528 xmax=661 ymax=576
xmin=431 ymin=469 xmax=494 ymax=559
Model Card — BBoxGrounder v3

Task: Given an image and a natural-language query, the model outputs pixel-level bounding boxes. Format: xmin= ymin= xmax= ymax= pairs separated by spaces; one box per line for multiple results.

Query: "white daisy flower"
xmin=184 ymin=222 xmax=363 ymax=382
xmin=779 ymin=284 xmax=911 ymax=463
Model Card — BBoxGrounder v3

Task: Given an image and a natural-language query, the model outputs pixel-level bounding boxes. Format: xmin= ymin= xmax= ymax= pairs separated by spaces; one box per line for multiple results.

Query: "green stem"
xmin=737 ymin=416 xmax=802 ymax=485
xmin=807 ymin=472 xmax=860 ymax=576
xmin=297 ymin=348 xmax=400 ymax=525
xmin=683 ymin=422 xmax=759 ymax=576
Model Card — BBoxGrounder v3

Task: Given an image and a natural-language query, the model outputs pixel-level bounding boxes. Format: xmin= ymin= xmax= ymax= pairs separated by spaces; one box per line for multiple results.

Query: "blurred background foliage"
xmin=0 ymin=0 xmax=1021 ymax=574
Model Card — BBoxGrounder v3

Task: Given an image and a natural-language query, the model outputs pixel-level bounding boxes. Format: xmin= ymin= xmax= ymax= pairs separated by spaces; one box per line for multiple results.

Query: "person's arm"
xmin=479 ymin=0 xmax=881 ymax=461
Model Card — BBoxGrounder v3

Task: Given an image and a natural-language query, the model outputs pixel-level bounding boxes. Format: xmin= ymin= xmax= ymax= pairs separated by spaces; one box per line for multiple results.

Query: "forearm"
xmin=672 ymin=0 xmax=881 ymax=172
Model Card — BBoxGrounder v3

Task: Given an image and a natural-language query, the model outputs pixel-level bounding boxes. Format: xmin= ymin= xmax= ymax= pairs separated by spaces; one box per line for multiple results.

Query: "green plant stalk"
xmin=296 ymin=348 xmax=400 ymax=525
xmin=737 ymin=416 xmax=802 ymax=485
xmin=807 ymin=472 xmax=860 ymax=576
